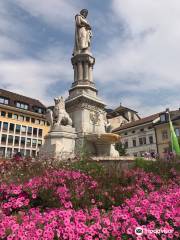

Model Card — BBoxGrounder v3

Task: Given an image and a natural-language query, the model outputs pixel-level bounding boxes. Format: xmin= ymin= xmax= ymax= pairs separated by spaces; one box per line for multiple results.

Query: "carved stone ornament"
xmin=90 ymin=111 xmax=100 ymax=125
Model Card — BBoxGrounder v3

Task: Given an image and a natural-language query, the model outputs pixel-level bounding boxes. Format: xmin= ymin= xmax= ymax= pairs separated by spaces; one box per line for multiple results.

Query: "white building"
xmin=113 ymin=113 xmax=160 ymax=157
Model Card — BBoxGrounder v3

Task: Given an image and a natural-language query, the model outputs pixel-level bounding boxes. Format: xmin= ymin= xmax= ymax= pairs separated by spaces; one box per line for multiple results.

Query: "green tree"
xmin=115 ymin=142 xmax=127 ymax=156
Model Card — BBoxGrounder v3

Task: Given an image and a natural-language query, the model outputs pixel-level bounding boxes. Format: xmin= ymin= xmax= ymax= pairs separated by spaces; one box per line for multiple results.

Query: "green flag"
xmin=169 ymin=115 xmax=180 ymax=155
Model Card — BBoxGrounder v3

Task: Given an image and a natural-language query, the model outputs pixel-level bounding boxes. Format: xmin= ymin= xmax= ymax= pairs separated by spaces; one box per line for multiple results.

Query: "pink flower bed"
xmin=0 ymin=168 xmax=179 ymax=239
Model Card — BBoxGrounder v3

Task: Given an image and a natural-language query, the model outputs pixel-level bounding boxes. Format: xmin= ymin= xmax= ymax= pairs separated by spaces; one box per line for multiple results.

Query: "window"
xmin=1 ymin=134 xmax=7 ymax=144
xmin=21 ymin=137 xmax=26 ymax=146
xmin=35 ymin=119 xmax=40 ymax=125
xmin=40 ymin=120 xmax=45 ymax=126
xmin=139 ymin=138 xmax=143 ymax=145
xmin=16 ymin=102 xmax=29 ymax=110
xmin=33 ymin=128 xmax=37 ymax=136
xmin=175 ymin=128 xmax=180 ymax=137
xmin=19 ymin=115 xmax=24 ymax=121
xmin=162 ymin=130 xmax=168 ymax=140
xmin=34 ymin=107 xmax=44 ymax=114
xmin=32 ymin=150 xmax=36 ymax=157
xmin=16 ymin=125 xmax=21 ymax=134
xmin=32 ymin=139 xmax=37 ymax=147
xmin=139 ymin=137 xmax=146 ymax=145
xmin=0 ymin=97 xmax=9 ymax=105
xmin=3 ymin=122 xmax=8 ymax=131
xmin=26 ymin=150 xmax=30 ymax=157
xmin=9 ymin=123 xmax=15 ymax=132
xmin=133 ymin=139 xmax=136 ymax=147
xmin=6 ymin=148 xmax=12 ymax=158
xmin=21 ymin=126 xmax=26 ymax=134
xmin=20 ymin=149 xmax=25 ymax=156
xmin=149 ymin=136 xmax=154 ymax=144
xmin=160 ymin=114 xmax=166 ymax=122
xmin=38 ymin=129 xmax=43 ymax=137
xmin=124 ymin=141 xmax=128 ymax=148
xmin=38 ymin=140 xmax=42 ymax=147
xmin=27 ymin=127 xmax=32 ymax=135
xmin=31 ymin=118 xmax=35 ymax=123
xmin=124 ymin=132 xmax=128 ymax=136
xmin=1 ymin=111 xmax=6 ymax=117
xmin=13 ymin=114 xmax=18 ymax=120
xmin=140 ymin=128 xmax=144 ymax=132
xmin=8 ymin=135 xmax=13 ymax=144
xmin=132 ymin=130 xmax=136 ymax=134
xmin=13 ymin=148 xmax=19 ymax=154
xmin=8 ymin=112 xmax=12 ymax=118
xmin=26 ymin=117 xmax=30 ymax=122
xmin=0 ymin=147 xmax=5 ymax=157
xmin=26 ymin=138 xmax=31 ymax=147
xmin=14 ymin=136 xmax=20 ymax=145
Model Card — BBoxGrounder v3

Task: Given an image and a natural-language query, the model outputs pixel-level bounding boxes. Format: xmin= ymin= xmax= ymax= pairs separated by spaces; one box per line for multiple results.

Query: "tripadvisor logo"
xmin=135 ymin=227 xmax=143 ymax=236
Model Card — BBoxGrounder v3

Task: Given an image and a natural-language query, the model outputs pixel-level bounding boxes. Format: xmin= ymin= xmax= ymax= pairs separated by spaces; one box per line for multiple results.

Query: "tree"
xmin=115 ymin=142 xmax=127 ymax=156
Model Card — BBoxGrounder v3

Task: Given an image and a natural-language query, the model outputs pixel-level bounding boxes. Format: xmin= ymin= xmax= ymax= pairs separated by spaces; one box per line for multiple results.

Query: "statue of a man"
xmin=73 ymin=9 xmax=92 ymax=56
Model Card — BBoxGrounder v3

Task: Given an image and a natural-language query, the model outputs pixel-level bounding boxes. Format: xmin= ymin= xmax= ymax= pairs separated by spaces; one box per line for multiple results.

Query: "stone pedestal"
xmin=66 ymin=53 xmax=106 ymax=137
xmin=40 ymin=125 xmax=77 ymax=159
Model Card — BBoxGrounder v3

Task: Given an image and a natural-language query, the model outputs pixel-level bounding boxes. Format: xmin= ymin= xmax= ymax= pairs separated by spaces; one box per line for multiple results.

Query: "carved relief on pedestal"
xmin=90 ymin=111 xmax=100 ymax=125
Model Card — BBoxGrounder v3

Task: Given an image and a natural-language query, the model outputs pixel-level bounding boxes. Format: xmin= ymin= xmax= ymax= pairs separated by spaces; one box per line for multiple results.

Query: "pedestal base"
xmin=39 ymin=126 xmax=77 ymax=160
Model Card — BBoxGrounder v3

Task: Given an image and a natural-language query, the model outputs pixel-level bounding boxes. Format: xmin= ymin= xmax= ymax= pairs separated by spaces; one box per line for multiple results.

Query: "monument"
xmin=41 ymin=9 xmax=120 ymax=159
xmin=40 ymin=97 xmax=76 ymax=159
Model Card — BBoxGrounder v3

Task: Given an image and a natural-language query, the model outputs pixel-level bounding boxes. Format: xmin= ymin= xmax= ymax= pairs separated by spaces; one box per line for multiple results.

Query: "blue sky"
xmin=0 ymin=0 xmax=180 ymax=117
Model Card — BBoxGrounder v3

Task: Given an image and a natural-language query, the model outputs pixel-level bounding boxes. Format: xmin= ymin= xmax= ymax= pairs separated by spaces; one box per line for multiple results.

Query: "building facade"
xmin=0 ymin=89 xmax=50 ymax=158
xmin=113 ymin=113 xmax=159 ymax=157
xmin=113 ymin=109 xmax=180 ymax=158
xmin=107 ymin=104 xmax=140 ymax=130
xmin=154 ymin=110 xmax=180 ymax=158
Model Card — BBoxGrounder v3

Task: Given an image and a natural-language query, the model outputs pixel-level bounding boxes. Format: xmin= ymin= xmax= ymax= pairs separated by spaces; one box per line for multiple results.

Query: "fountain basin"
xmin=85 ymin=133 xmax=121 ymax=144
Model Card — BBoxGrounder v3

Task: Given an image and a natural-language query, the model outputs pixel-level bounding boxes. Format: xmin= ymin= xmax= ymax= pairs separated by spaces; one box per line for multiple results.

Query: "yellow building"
xmin=0 ymin=89 xmax=50 ymax=158
xmin=154 ymin=109 xmax=180 ymax=158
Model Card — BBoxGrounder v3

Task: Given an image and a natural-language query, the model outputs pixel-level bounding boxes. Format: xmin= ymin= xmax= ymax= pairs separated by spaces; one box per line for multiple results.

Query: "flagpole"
xmin=166 ymin=109 xmax=174 ymax=153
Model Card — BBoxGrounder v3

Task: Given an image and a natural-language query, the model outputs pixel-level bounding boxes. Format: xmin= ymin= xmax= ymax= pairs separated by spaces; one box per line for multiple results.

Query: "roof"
xmin=113 ymin=112 xmax=162 ymax=132
xmin=114 ymin=105 xmax=137 ymax=113
xmin=113 ymin=109 xmax=180 ymax=132
xmin=107 ymin=104 xmax=138 ymax=118
xmin=0 ymin=89 xmax=46 ymax=113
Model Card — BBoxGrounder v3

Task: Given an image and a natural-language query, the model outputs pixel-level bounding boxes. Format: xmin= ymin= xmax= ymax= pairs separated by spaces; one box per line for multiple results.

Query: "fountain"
xmin=40 ymin=9 xmax=121 ymax=160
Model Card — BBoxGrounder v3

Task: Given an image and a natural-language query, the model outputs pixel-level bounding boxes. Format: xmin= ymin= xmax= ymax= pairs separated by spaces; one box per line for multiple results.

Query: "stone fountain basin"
xmin=85 ymin=133 xmax=121 ymax=144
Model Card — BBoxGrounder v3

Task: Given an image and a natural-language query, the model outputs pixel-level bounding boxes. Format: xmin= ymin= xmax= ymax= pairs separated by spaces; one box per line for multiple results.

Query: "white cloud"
xmin=0 ymin=0 xmax=179 ymax=116
xmin=0 ymin=56 xmax=71 ymax=106
xmin=93 ymin=0 xmax=180 ymax=114
xmin=14 ymin=0 xmax=82 ymax=29
xmin=0 ymin=1 xmax=73 ymax=106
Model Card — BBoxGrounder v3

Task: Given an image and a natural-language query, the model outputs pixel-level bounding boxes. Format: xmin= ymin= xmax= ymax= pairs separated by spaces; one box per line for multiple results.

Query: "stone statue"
xmin=73 ymin=9 xmax=92 ymax=56
xmin=46 ymin=97 xmax=72 ymax=127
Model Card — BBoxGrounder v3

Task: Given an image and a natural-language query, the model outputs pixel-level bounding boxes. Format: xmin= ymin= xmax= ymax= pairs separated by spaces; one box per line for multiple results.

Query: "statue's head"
xmin=80 ymin=9 xmax=88 ymax=18
xmin=54 ymin=96 xmax=65 ymax=108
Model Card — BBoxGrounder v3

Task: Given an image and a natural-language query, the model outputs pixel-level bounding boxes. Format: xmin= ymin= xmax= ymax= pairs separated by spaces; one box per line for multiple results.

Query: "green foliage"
xmin=115 ymin=142 xmax=127 ymax=156
xmin=135 ymin=157 xmax=180 ymax=179
xmin=30 ymin=188 xmax=60 ymax=209
xmin=68 ymin=159 xmax=105 ymax=179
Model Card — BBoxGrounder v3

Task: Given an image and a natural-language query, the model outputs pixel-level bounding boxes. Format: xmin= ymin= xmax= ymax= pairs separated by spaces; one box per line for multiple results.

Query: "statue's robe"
xmin=73 ymin=14 xmax=92 ymax=55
